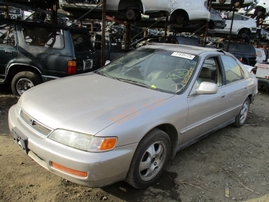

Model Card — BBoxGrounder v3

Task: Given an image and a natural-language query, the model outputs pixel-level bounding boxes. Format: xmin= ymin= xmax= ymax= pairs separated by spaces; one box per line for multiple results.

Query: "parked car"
xmin=130 ymin=35 xmax=202 ymax=49
xmin=9 ymin=43 xmax=257 ymax=189
xmin=0 ymin=19 xmax=96 ymax=96
xmin=208 ymin=12 xmax=258 ymax=39
xmin=58 ymin=0 xmax=170 ymax=21
xmin=224 ymin=42 xmax=257 ymax=66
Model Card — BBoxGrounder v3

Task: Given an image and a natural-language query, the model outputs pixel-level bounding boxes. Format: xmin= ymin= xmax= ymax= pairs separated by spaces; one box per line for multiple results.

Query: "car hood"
xmin=19 ymin=73 xmax=174 ymax=135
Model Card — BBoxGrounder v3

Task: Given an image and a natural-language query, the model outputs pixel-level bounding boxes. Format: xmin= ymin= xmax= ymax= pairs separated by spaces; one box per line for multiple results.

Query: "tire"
xmin=11 ymin=71 xmax=42 ymax=96
xmin=126 ymin=9 xmax=136 ymax=20
xmin=175 ymin=14 xmax=188 ymax=25
xmin=126 ymin=128 xmax=171 ymax=189
xmin=239 ymin=28 xmax=250 ymax=39
xmin=233 ymin=98 xmax=250 ymax=127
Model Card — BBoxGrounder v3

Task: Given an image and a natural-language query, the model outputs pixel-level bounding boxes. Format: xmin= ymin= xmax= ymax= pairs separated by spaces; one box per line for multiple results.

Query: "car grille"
xmin=20 ymin=110 xmax=52 ymax=136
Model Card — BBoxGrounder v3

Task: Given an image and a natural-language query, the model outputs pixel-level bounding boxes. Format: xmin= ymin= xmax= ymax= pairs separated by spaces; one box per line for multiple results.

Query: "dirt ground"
xmin=0 ymin=85 xmax=269 ymax=202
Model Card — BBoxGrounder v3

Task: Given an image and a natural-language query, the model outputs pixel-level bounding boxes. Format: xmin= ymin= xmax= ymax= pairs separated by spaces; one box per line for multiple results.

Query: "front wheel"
xmin=239 ymin=28 xmax=251 ymax=39
xmin=11 ymin=71 xmax=42 ymax=96
xmin=233 ymin=98 xmax=250 ymax=127
xmin=126 ymin=129 xmax=171 ymax=189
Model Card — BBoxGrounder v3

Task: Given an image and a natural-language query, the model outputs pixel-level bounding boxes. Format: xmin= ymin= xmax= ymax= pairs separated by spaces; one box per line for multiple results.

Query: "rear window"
xmin=228 ymin=43 xmax=255 ymax=53
xmin=236 ymin=44 xmax=254 ymax=52
xmin=71 ymin=31 xmax=94 ymax=52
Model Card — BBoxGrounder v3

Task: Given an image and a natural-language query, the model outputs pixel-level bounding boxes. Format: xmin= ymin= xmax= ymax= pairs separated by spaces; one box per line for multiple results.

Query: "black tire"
xmin=11 ymin=71 xmax=42 ymax=96
xmin=175 ymin=14 xmax=188 ymax=25
xmin=126 ymin=9 xmax=136 ymax=20
xmin=126 ymin=128 xmax=171 ymax=189
xmin=233 ymin=98 xmax=250 ymax=127
xmin=239 ymin=28 xmax=250 ymax=39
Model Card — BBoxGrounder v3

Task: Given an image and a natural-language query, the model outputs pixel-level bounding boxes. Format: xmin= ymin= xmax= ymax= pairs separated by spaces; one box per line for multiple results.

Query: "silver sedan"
xmin=8 ymin=44 xmax=257 ymax=189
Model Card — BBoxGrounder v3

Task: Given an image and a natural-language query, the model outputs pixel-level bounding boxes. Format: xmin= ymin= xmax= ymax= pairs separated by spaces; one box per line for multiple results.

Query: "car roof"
xmin=141 ymin=43 xmax=226 ymax=56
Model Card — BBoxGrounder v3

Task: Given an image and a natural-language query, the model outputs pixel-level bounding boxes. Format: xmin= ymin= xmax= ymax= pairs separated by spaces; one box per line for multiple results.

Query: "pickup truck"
xmin=0 ymin=19 xmax=96 ymax=96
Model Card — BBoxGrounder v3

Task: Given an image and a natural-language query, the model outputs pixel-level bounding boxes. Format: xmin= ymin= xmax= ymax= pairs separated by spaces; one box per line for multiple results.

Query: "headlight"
xmin=49 ymin=129 xmax=117 ymax=152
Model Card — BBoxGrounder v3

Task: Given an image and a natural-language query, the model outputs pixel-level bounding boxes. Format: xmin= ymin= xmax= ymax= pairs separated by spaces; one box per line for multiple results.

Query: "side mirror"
xmin=196 ymin=81 xmax=218 ymax=94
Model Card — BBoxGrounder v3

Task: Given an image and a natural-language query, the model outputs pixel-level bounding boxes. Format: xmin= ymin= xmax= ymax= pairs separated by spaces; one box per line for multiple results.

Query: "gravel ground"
xmin=0 ymin=85 xmax=269 ymax=202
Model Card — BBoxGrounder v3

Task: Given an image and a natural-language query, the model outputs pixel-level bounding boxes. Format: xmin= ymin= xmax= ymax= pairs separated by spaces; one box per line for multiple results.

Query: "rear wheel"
xmin=175 ymin=13 xmax=188 ymax=25
xmin=126 ymin=129 xmax=171 ymax=189
xmin=11 ymin=71 xmax=42 ymax=96
xmin=233 ymin=98 xmax=250 ymax=127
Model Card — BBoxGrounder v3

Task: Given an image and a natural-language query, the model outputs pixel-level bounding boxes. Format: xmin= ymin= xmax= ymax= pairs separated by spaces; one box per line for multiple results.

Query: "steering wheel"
xmin=166 ymin=69 xmax=189 ymax=80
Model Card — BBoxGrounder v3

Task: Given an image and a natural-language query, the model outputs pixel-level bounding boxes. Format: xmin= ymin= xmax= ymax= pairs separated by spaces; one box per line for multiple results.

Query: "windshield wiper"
xmin=115 ymin=78 xmax=152 ymax=88
xmin=95 ymin=71 xmax=111 ymax=77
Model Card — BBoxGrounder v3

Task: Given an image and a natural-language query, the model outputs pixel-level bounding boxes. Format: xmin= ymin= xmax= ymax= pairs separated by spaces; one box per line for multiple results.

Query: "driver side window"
xmin=197 ymin=57 xmax=222 ymax=87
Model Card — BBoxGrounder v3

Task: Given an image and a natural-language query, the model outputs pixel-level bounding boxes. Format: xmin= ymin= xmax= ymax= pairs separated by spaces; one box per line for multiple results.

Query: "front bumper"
xmin=8 ymin=105 xmax=137 ymax=188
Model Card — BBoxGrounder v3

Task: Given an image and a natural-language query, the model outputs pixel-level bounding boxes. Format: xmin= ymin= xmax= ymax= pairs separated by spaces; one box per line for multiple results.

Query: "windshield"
xmin=97 ymin=48 xmax=198 ymax=94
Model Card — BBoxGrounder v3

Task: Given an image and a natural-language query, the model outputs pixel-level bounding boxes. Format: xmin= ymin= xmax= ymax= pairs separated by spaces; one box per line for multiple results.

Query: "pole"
xmin=101 ymin=0 xmax=106 ymax=67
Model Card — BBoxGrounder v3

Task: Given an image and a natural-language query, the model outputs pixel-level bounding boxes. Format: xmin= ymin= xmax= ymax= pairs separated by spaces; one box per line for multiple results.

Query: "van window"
xmin=0 ymin=23 xmax=15 ymax=46
xmin=22 ymin=25 xmax=64 ymax=49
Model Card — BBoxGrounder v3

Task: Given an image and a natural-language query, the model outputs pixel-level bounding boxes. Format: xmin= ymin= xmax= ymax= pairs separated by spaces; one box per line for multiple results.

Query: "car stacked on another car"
xmin=58 ymin=0 xmax=170 ymax=21
xmin=58 ymin=0 xmax=210 ymax=27
xmin=208 ymin=11 xmax=259 ymax=39
xmin=9 ymin=43 xmax=257 ymax=189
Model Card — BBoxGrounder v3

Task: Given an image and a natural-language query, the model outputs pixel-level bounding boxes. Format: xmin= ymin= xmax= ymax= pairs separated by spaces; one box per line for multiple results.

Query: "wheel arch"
xmin=247 ymin=94 xmax=254 ymax=104
xmin=170 ymin=9 xmax=189 ymax=22
xmin=6 ymin=63 xmax=42 ymax=84
xmin=118 ymin=0 xmax=143 ymax=12
xmin=148 ymin=124 xmax=178 ymax=160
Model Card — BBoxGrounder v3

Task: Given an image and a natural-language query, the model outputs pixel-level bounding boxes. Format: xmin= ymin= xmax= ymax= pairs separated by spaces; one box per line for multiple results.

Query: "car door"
xmin=218 ymin=55 xmax=250 ymax=119
xmin=0 ymin=22 xmax=18 ymax=77
xmin=183 ymin=56 xmax=229 ymax=143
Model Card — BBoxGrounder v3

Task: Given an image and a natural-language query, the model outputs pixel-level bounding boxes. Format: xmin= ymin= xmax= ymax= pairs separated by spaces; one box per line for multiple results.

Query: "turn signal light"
xmin=51 ymin=161 xmax=87 ymax=177
xmin=99 ymin=138 xmax=117 ymax=151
